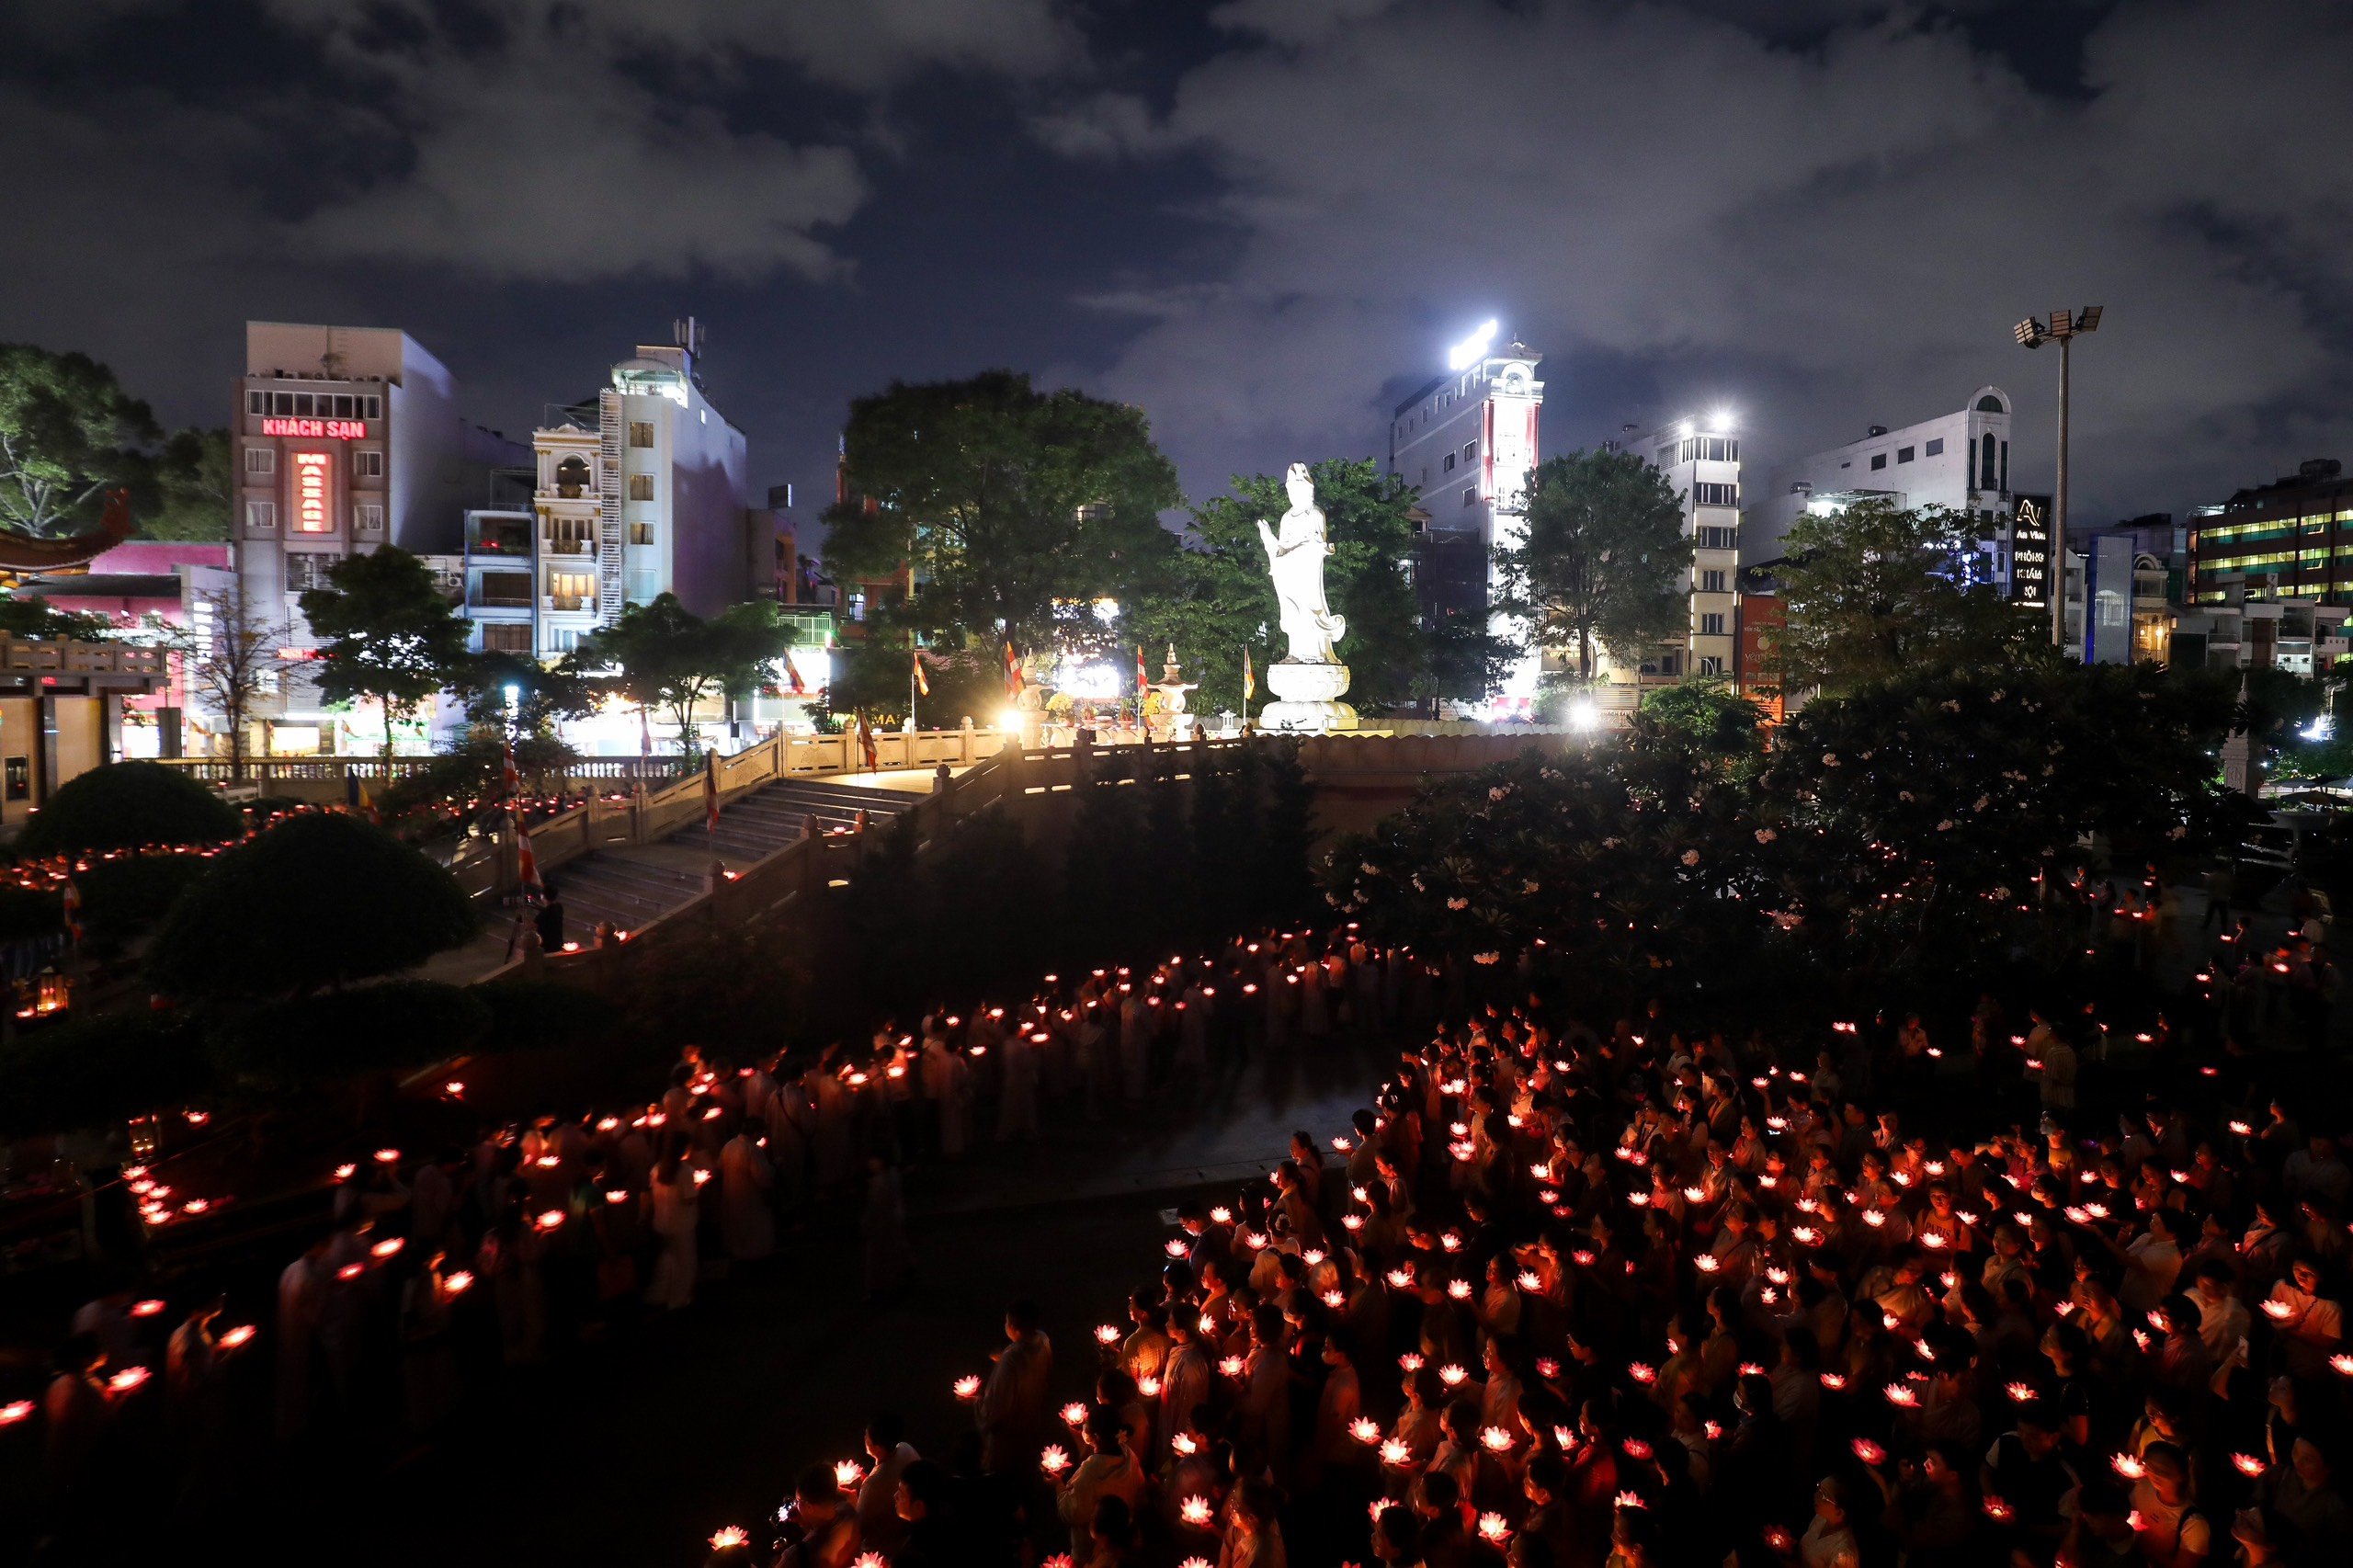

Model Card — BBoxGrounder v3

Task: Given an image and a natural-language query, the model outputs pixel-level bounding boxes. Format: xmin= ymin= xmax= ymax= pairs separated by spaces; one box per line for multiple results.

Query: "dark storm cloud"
xmin=0 ymin=0 xmax=2345 ymax=529
xmin=1060 ymin=0 xmax=2353 ymax=520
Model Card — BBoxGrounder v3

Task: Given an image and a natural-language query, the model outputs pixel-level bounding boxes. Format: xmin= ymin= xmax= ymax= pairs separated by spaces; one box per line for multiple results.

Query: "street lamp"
xmin=2013 ymin=305 xmax=2103 ymax=648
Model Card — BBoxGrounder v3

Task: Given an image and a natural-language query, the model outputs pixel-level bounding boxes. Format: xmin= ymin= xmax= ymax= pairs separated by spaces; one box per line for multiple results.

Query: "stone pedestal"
xmin=1259 ymin=659 xmax=1358 ymax=733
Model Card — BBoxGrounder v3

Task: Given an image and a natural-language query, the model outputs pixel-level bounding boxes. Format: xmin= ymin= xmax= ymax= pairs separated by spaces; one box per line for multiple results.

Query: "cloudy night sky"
xmin=2 ymin=0 xmax=2347 ymax=537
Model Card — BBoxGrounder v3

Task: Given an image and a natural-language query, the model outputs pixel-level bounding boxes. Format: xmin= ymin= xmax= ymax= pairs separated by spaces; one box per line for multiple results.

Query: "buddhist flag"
xmin=703 ymin=750 xmax=720 ymax=833
xmin=501 ymin=738 xmax=520 ymax=803
xmin=856 ymin=712 xmax=880 ymax=771
xmin=913 ymin=648 xmax=930 ymax=698
xmin=517 ymin=832 xmax=543 ymax=904
xmin=638 ymin=705 xmax=653 ymax=760
xmin=1003 ymin=639 xmax=1026 ymax=698
xmin=1136 ymin=645 xmax=1150 ymax=697
xmin=782 ymin=648 xmax=808 ymax=697
xmin=1243 ymin=648 xmax=1255 ymax=707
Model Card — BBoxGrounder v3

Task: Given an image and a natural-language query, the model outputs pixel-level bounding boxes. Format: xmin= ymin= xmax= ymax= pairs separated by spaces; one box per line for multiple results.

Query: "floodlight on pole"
xmin=2013 ymin=303 xmax=2103 ymax=649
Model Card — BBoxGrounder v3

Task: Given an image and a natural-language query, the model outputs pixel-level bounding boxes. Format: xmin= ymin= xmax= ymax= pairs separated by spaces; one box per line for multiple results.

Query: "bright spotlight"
xmin=1570 ymin=700 xmax=1601 ymax=732
xmin=1708 ymin=408 xmax=1735 ymax=431
xmin=1446 ymin=319 xmax=1500 ymax=371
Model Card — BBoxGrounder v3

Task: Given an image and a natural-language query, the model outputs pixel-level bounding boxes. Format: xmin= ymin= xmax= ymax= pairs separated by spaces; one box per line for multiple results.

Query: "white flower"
xmin=1360 ymin=862 xmax=1381 ymax=876
xmin=1522 ymin=881 xmax=1540 ymax=894
xmin=1446 ymin=897 xmax=1469 ymax=911
xmin=1680 ymin=849 xmax=1700 ymax=867
xmin=1899 ymin=790 xmax=1915 ymax=802
xmin=1472 ymin=952 xmax=1502 ymax=966
xmin=1602 ymin=837 xmax=1622 ymax=849
xmin=1488 ymin=786 xmax=1511 ymax=801
xmin=1823 ymin=754 xmax=1840 ymax=767
xmin=1990 ymin=886 xmax=2010 ymax=900
xmin=1768 ymin=911 xmax=1802 ymax=931
xmin=1972 ymin=795 xmax=1990 ymax=812
xmin=1990 ymin=689 xmax=2006 ymax=702
xmin=1937 ymin=819 xmax=1956 ymax=832
xmin=2169 ymin=824 xmax=2188 ymax=839
xmin=1754 ymin=828 xmax=1777 ymax=844
xmin=1939 ymin=699 xmax=1961 ymax=713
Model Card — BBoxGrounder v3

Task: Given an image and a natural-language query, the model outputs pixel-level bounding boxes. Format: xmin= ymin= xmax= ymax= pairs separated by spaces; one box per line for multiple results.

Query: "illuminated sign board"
xmin=2008 ymin=494 xmax=2052 ymax=607
xmin=262 ymin=417 xmax=368 ymax=439
xmin=1446 ymin=318 xmax=1500 ymax=371
xmin=291 ymin=451 xmax=332 ymax=534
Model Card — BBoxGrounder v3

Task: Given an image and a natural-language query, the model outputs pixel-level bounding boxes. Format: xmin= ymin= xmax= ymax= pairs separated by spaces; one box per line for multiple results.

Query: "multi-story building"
xmin=1385 ymin=323 xmax=1544 ymax=701
xmin=233 ymin=322 xmax=525 ymax=752
xmin=2171 ymin=586 xmax=2351 ymax=676
xmin=1592 ymin=415 xmax=1742 ymax=687
xmin=2187 ymin=458 xmax=2353 ymax=608
xmin=1745 ymin=387 xmax=2023 ymax=594
xmin=511 ymin=324 xmax=787 ymax=666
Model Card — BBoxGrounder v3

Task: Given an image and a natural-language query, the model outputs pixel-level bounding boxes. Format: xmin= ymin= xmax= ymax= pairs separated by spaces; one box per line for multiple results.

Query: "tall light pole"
xmin=2014 ymin=305 xmax=2103 ymax=649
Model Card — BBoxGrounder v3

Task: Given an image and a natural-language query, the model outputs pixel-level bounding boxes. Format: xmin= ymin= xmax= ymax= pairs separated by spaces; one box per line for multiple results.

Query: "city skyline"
xmin=1 ymin=0 xmax=2347 ymax=531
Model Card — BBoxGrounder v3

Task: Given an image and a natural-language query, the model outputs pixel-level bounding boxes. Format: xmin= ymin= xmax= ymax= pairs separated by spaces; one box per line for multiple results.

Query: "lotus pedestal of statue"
xmin=1260 ymin=659 xmax=1358 ymax=733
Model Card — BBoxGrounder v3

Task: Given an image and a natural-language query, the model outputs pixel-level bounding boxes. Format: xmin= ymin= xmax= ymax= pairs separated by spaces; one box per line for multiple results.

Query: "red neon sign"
xmin=262 ymin=417 xmax=367 ymax=439
xmin=292 ymin=451 xmax=331 ymax=533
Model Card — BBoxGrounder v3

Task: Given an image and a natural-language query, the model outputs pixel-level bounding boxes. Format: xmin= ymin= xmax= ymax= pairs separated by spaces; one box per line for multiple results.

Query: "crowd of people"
xmin=15 ymin=859 xmax=2351 ymax=1567
xmin=13 ymin=926 xmax=1423 ymax=1554
xmin=722 ymin=962 xmax=2353 ymax=1566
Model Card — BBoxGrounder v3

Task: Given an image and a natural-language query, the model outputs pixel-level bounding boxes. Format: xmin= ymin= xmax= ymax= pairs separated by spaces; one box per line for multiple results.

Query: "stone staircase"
xmin=533 ymin=777 xmax=915 ymax=942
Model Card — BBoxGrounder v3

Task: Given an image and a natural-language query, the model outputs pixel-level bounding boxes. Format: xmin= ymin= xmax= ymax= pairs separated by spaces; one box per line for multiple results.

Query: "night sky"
xmin=3 ymin=0 xmax=2347 ymax=542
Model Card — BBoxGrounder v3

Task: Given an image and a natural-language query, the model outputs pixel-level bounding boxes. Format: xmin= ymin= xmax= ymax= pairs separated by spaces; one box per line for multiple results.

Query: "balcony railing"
xmin=543 ymin=538 xmax=592 ymax=555
xmin=543 ymin=596 xmax=594 ymax=614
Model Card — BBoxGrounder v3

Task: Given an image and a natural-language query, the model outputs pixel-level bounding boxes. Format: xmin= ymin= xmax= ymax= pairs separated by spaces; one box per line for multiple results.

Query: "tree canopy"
xmin=1495 ymin=449 xmax=1693 ymax=683
xmin=821 ymin=371 xmax=1181 ymax=654
xmin=565 ymin=593 xmax=791 ymax=752
xmin=298 ymin=547 xmax=473 ymax=754
xmin=1767 ymin=500 xmax=2037 ymax=694
xmin=0 ymin=344 xmax=158 ymax=538
xmin=146 ymin=812 xmax=478 ymax=1000
xmin=144 ymin=427 xmax=233 ymax=541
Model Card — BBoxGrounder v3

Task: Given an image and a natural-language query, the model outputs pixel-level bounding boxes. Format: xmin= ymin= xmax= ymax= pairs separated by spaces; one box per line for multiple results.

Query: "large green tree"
xmin=821 ymin=371 xmax=1182 ymax=655
xmin=0 ymin=344 xmax=160 ymax=538
xmin=298 ymin=546 xmax=474 ymax=755
xmin=1494 ymin=449 xmax=1693 ymax=683
xmin=1128 ymin=459 xmax=1427 ymax=718
xmin=564 ymin=593 xmax=790 ymax=754
xmin=1767 ymin=500 xmax=2036 ymax=694
xmin=145 ymin=427 xmax=233 ymax=541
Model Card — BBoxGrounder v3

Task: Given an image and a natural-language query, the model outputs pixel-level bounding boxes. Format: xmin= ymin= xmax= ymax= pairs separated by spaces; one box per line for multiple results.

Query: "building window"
xmin=547 ymin=571 xmax=593 ymax=612
xmin=1981 ymin=432 xmax=1997 ymax=490
xmin=1656 ymin=652 xmax=1680 ymax=677
xmin=354 ymin=449 xmax=384 ymax=478
xmin=548 ymin=628 xmax=581 ymax=653
xmin=481 ymin=623 xmax=532 ymax=653
xmin=246 ymin=391 xmax=265 ymax=415
xmin=1697 ymin=526 xmax=1737 ymax=550
xmin=355 ymin=504 xmax=383 ymax=532
xmin=476 ymin=573 xmax=532 ymax=608
xmin=553 ymin=455 xmax=590 ymax=496
xmin=1699 ymin=655 xmax=1722 ymax=676
xmin=1925 ymin=437 xmax=1944 ymax=457
xmin=244 ymin=447 xmax=274 ymax=474
xmin=244 ymin=500 xmax=276 ymax=530
xmin=366 ymin=395 xmax=381 ymax=419
xmin=1442 ymin=452 xmax=1456 ymax=472
xmin=285 ymin=552 xmax=333 ymax=592
xmin=1461 ymin=487 xmax=1477 ymax=508
xmin=629 ymin=421 xmax=655 ymax=449
xmin=1462 ymin=439 xmax=1478 ymax=460
xmin=628 ymin=473 xmax=655 ymax=501
xmin=546 ymin=516 xmax=593 ymax=554
xmin=1693 ymin=483 xmax=1738 ymax=506
xmin=1896 ymin=446 xmax=1915 ymax=463
xmin=1700 ymin=569 xmax=1725 ymax=593
xmin=1699 ymin=612 xmax=1725 ymax=636
xmin=2000 ymin=439 xmax=2008 ymax=491
xmin=629 ymin=522 xmax=655 ymax=545
xmin=1870 ymin=453 xmax=1888 ymax=472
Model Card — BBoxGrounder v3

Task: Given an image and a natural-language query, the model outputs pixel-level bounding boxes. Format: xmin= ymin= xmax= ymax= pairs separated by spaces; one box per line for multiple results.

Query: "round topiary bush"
xmin=16 ymin=761 xmax=242 ymax=858
xmin=0 ymin=1011 xmax=213 ymax=1137
xmin=146 ymin=812 xmax=480 ymax=1000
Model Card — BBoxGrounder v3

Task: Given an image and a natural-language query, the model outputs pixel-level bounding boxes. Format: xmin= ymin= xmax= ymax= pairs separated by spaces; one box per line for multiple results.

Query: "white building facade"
xmin=1385 ymin=325 xmax=1544 ymax=702
xmin=1596 ymin=416 xmax=1742 ymax=686
xmin=1745 ymin=386 xmax=2021 ymax=589
xmin=233 ymin=322 xmax=523 ymax=753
